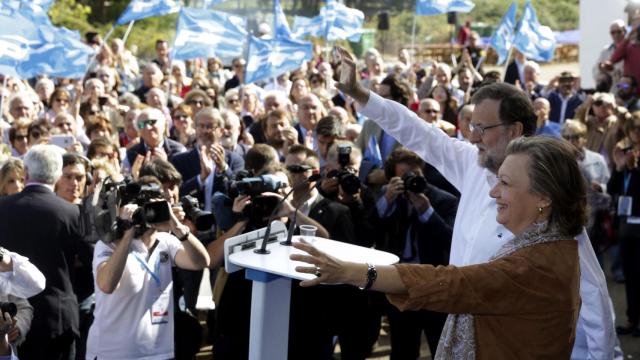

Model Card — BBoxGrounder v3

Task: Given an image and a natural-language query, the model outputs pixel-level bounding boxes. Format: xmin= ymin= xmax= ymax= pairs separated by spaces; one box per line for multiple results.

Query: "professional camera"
xmin=228 ymin=174 xmax=282 ymax=227
xmin=326 ymin=144 xmax=361 ymax=195
xmin=93 ymin=177 xmax=172 ymax=242
xmin=180 ymin=195 xmax=215 ymax=231
xmin=0 ymin=302 xmax=16 ymax=318
xmin=402 ymin=171 xmax=427 ymax=194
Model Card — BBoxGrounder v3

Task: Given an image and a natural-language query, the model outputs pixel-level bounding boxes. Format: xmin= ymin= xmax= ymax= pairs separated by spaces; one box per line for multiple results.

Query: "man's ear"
xmin=510 ymin=122 xmax=524 ymax=139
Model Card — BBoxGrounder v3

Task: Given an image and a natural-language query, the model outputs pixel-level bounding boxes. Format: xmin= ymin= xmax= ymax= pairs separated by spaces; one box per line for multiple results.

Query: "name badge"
xmin=151 ymin=289 xmax=171 ymax=325
xmin=618 ymin=196 xmax=633 ymax=217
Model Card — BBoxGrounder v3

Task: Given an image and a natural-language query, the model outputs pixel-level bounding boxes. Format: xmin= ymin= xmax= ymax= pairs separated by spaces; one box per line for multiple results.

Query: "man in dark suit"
xmin=0 ymin=145 xmax=92 ymax=360
xmin=126 ymin=107 xmax=186 ymax=167
xmin=294 ymin=93 xmax=325 ymax=147
xmin=375 ymin=147 xmax=459 ymax=359
xmin=170 ymin=107 xmax=244 ymax=209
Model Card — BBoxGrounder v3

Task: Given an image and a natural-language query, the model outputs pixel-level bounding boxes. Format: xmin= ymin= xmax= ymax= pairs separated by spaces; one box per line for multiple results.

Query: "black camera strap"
xmin=146 ymin=239 xmax=160 ymax=262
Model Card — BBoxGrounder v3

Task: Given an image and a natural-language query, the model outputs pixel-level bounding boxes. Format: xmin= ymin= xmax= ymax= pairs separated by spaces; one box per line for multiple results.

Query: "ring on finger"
xmin=314 ymin=266 xmax=321 ymax=277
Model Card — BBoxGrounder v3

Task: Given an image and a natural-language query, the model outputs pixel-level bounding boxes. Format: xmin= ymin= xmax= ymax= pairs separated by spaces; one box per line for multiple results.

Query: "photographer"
xmin=376 ymin=147 xmax=458 ymax=359
xmin=320 ymin=141 xmax=381 ymax=248
xmin=207 ymin=144 xmax=327 ymax=360
xmin=86 ymin=176 xmax=209 ymax=360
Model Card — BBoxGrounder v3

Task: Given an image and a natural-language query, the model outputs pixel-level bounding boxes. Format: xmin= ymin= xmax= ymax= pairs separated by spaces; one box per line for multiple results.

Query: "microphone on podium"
xmin=254 ymin=171 xmax=321 ymax=254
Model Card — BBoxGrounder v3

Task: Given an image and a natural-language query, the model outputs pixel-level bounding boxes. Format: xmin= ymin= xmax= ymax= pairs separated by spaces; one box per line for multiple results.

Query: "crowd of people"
xmin=0 ymin=13 xmax=638 ymax=360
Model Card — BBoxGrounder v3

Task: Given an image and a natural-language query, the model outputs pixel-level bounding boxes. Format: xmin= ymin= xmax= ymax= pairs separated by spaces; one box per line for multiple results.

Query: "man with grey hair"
xmin=8 ymin=93 xmax=35 ymax=122
xmin=456 ymin=104 xmax=474 ymax=141
xmin=220 ymin=109 xmax=250 ymax=158
xmin=126 ymin=107 xmax=186 ymax=166
xmin=133 ymin=63 xmax=163 ymax=101
xmin=597 ymin=19 xmax=627 ymax=90
xmin=0 ymin=144 xmax=92 ymax=359
xmin=171 ymin=107 xmax=244 ymax=210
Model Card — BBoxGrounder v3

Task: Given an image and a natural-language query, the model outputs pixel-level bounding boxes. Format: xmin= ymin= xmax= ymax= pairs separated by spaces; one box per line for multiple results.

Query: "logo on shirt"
xmin=159 ymin=251 xmax=170 ymax=263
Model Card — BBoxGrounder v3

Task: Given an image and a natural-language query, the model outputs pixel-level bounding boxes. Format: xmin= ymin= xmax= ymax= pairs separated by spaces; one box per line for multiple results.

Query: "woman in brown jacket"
xmin=291 ymin=136 xmax=586 ymax=359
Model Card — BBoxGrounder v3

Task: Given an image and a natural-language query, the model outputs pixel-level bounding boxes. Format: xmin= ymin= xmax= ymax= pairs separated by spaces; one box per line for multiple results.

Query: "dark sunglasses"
xmin=563 ymin=134 xmax=582 ymax=141
xmin=54 ymin=98 xmax=69 ymax=103
xmin=227 ymin=98 xmax=239 ymax=104
xmin=617 ymin=83 xmax=631 ymax=90
xmin=14 ymin=134 xmax=27 ymax=141
xmin=593 ymin=100 xmax=605 ymax=107
xmin=422 ymin=109 xmax=439 ymax=114
xmin=30 ymin=131 xmax=42 ymax=139
xmin=610 ymin=30 xmax=623 ymax=35
xmin=137 ymin=119 xmax=159 ymax=129
xmin=286 ymin=164 xmax=312 ymax=173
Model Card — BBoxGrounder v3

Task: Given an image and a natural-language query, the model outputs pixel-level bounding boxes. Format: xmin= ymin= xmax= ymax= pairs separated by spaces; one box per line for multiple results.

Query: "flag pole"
xmin=503 ymin=46 xmax=513 ymax=77
xmin=0 ymin=76 xmax=8 ymax=123
xmin=411 ymin=14 xmax=417 ymax=62
xmin=122 ymin=20 xmax=136 ymax=45
xmin=82 ymin=24 xmax=116 ymax=80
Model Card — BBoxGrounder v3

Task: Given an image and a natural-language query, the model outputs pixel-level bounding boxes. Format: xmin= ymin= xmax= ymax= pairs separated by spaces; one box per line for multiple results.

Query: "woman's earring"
xmin=538 ymin=207 xmax=543 ymax=214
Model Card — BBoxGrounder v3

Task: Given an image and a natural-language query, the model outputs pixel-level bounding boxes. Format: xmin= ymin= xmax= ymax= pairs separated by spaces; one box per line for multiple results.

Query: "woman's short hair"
xmin=506 ymin=136 xmax=587 ymax=236
xmin=85 ymin=114 xmax=113 ymax=138
xmin=0 ymin=159 xmax=24 ymax=195
xmin=184 ymin=89 xmax=213 ymax=107
xmin=23 ymin=144 xmax=64 ymax=184
xmin=171 ymin=103 xmax=193 ymax=119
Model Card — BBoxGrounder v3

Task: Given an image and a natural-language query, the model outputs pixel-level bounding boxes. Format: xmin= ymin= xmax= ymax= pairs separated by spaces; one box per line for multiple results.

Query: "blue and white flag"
xmin=202 ymin=0 xmax=225 ymax=7
xmin=273 ymin=0 xmax=292 ymax=39
xmin=322 ymin=0 xmax=364 ymax=42
xmin=291 ymin=15 xmax=324 ymax=39
xmin=0 ymin=11 xmax=43 ymax=77
xmin=513 ymin=1 xmax=556 ymax=62
xmin=116 ymin=0 xmax=181 ymax=26
xmin=18 ymin=28 xmax=94 ymax=79
xmin=416 ymin=0 xmax=475 ymax=16
xmin=245 ymin=36 xmax=312 ymax=84
xmin=172 ymin=8 xmax=247 ymax=63
xmin=488 ymin=2 xmax=517 ymax=65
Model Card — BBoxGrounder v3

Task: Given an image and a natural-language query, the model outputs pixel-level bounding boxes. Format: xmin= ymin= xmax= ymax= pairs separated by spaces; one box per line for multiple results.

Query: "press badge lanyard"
xmin=624 ymin=171 xmax=632 ymax=195
xmin=131 ymin=240 xmax=161 ymax=287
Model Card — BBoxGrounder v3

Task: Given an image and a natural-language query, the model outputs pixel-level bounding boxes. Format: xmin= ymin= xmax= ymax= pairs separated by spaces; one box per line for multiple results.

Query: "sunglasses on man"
xmin=286 ymin=164 xmax=312 ymax=173
xmin=136 ymin=119 xmax=159 ymax=129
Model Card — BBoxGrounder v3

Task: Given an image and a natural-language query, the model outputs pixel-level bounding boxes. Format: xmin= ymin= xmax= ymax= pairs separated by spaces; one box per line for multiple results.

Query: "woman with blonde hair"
xmin=0 ymin=159 xmax=25 ymax=196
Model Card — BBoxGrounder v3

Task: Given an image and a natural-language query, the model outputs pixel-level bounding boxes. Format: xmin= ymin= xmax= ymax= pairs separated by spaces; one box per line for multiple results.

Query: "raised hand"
xmin=334 ymin=46 xmax=370 ymax=104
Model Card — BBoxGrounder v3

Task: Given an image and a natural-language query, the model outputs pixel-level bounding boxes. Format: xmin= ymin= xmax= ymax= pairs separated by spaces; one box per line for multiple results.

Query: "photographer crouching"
xmin=86 ymin=175 xmax=209 ymax=360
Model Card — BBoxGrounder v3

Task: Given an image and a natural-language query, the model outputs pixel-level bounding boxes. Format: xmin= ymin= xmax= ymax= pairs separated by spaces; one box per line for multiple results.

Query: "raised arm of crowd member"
xmin=0 ymin=249 xmax=45 ymax=299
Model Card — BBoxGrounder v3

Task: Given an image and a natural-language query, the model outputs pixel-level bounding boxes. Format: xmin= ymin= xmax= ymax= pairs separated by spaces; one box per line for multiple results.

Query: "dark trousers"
xmin=387 ymin=302 xmax=447 ymax=360
xmin=19 ymin=329 xmax=76 ymax=360
xmin=620 ymin=222 xmax=640 ymax=323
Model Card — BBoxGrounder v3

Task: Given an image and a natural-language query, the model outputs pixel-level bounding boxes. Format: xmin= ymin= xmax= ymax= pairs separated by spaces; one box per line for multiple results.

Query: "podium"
xmin=223 ymin=221 xmax=399 ymax=360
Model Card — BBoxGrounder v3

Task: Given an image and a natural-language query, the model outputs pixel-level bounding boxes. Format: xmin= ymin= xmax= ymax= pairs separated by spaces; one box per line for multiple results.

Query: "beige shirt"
xmin=388 ymin=240 xmax=580 ymax=359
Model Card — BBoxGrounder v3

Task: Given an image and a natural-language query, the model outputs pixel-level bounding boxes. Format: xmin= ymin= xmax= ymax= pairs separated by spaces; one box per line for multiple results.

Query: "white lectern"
xmin=223 ymin=221 xmax=399 ymax=360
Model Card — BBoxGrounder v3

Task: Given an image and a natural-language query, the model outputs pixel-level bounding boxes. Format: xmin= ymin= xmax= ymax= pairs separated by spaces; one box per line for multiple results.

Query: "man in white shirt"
xmin=335 ymin=47 xmax=619 ymax=360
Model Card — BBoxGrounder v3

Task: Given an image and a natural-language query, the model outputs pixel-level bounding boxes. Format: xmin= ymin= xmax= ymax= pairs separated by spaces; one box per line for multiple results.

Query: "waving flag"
xmin=322 ymin=0 xmax=364 ymax=42
xmin=172 ymin=8 xmax=247 ymax=63
xmin=488 ymin=2 xmax=517 ymax=65
xmin=0 ymin=11 xmax=43 ymax=77
xmin=18 ymin=28 xmax=94 ymax=79
xmin=245 ymin=36 xmax=312 ymax=84
xmin=202 ymin=0 xmax=225 ymax=6
xmin=291 ymin=15 xmax=324 ymax=39
xmin=0 ymin=6 xmax=94 ymax=79
xmin=513 ymin=1 xmax=556 ymax=62
xmin=273 ymin=0 xmax=292 ymax=39
xmin=416 ymin=0 xmax=475 ymax=16
xmin=116 ymin=0 xmax=181 ymax=26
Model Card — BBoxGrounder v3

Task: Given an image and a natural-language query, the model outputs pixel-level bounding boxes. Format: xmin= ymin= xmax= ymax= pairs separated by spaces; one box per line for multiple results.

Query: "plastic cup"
xmin=299 ymin=225 xmax=318 ymax=240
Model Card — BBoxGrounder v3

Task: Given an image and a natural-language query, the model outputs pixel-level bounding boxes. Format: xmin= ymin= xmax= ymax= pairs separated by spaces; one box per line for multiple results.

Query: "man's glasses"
xmin=422 ymin=109 xmax=439 ymax=114
xmin=562 ymin=134 xmax=582 ymax=142
xmin=54 ymin=98 xmax=69 ymax=104
xmin=136 ymin=119 xmax=158 ymax=129
xmin=593 ymin=100 xmax=605 ymax=107
xmin=611 ymin=29 xmax=623 ymax=35
xmin=14 ymin=134 xmax=27 ymax=142
xmin=286 ymin=164 xmax=312 ymax=173
xmin=174 ymin=113 xmax=188 ymax=120
xmin=188 ymin=99 xmax=205 ymax=106
xmin=227 ymin=98 xmax=239 ymax=105
xmin=469 ymin=122 xmax=507 ymax=136
xmin=617 ymin=83 xmax=631 ymax=90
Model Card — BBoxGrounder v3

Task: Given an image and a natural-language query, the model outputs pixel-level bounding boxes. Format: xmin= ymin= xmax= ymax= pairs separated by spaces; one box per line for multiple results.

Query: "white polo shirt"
xmin=86 ymin=233 xmax=182 ymax=360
